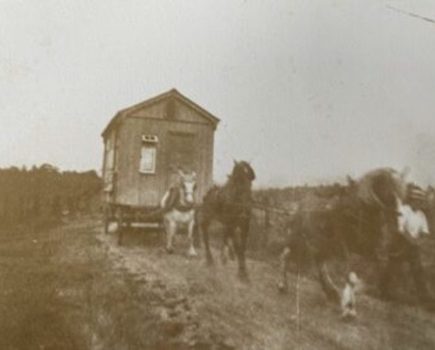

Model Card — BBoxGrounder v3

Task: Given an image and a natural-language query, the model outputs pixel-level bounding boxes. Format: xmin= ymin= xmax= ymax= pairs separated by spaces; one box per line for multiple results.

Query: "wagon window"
xmin=139 ymin=135 xmax=158 ymax=174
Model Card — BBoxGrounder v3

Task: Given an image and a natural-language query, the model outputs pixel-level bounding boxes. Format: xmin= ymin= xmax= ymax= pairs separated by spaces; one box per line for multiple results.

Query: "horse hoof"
xmin=277 ymin=282 xmax=288 ymax=294
xmin=341 ymin=310 xmax=357 ymax=322
xmin=188 ymin=250 xmax=198 ymax=257
xmin=166 ymin=247 xmax=174 ymax=254
xmin=341 ymin=314 xmax=357 ymax=322
xmin=238 ymin=271 xmax=250 ymax=283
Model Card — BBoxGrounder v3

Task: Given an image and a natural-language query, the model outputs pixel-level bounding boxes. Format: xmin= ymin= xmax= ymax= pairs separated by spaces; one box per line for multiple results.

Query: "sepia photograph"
xmin=1 ymin=1 xmax=435 ymax=349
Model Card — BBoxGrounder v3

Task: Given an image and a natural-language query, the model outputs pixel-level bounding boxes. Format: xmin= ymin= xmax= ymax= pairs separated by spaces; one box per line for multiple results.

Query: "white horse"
xmin=161 ymin=170 xmax=198 ymax=256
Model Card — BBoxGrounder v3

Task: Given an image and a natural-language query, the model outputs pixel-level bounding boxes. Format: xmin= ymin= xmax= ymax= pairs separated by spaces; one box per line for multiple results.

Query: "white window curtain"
xmin=140 ymin=145 xmax=156 ymax=174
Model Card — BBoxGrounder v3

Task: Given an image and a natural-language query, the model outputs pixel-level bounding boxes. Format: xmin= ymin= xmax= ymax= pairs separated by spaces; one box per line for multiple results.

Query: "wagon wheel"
xmin=103 ymin=204 xmax=112 ymax=234
xmin=117 ymin=206 xmax=125 ymax=245
xmin=117 ymin=206 xmax=133 ymax=245
xmin=157 ymin=220 xmax=165 ymax=234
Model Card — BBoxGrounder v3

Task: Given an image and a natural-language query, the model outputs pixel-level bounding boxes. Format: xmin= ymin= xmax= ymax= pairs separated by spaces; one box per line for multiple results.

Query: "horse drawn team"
xmin=102 ymin=89 xmax=434 ymax=319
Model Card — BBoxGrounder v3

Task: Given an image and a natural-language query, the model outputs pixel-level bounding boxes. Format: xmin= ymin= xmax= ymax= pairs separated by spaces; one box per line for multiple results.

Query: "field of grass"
xmin=0 ymin=223 xmax=88 ymax=349
xmin=0 ymin=220 xmax=171 ymax=350
xmin=1 ymin=217 xmax=435 ymax=350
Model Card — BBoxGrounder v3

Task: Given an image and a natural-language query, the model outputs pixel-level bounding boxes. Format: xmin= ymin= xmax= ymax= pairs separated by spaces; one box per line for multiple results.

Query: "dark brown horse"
xmin=197 ymin=160 xmax=256 ymax=281
xmin=278 ymin=168 xmax=433 ymax=318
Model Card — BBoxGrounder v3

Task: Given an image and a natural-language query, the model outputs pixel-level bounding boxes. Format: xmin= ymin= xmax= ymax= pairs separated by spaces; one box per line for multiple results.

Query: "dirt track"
xmin=1 ymin=219 xmax=435 ymax=349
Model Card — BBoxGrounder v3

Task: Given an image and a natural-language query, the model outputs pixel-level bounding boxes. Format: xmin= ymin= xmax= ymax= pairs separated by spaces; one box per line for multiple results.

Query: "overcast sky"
xmin=1 ymin=0 xmax=435 ymax=187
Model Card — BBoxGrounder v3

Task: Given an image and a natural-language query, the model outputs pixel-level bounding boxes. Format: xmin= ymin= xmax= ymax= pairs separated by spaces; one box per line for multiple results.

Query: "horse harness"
xmin=164 ymin=185 xmax=195 ymax=213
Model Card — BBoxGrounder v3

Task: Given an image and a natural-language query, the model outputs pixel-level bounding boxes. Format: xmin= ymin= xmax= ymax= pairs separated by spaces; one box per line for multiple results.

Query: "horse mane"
xmin=355 ymin=168 xmax=407 ymax=210
xmin=203 ymin=161 xmax=255 ymax=212
xmin=225 ymin=163 xmax=254 ymax=198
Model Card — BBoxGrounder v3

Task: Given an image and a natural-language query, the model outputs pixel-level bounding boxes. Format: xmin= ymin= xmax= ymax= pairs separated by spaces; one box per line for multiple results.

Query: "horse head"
xmin=232 ymin=160 xmax=256 ymax=184
xmin=349 ymin=168 xmax=415 ymax=237
xmin=178 ymin=169 xmax=197 ymax=205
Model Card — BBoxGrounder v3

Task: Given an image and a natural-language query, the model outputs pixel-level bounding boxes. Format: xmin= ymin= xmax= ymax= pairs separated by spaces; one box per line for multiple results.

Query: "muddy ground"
xmin=1 ymin=218 xmax=435 ymax=350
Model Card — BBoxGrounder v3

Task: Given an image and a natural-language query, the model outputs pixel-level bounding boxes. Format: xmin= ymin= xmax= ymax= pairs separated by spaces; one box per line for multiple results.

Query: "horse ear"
xmin=178 ymin=169 xmax=185 ymax=177
xmin=233 ymin=159 xmax=239 ymax=166
xmin=192 ymin=171 xmax=197 ymax=179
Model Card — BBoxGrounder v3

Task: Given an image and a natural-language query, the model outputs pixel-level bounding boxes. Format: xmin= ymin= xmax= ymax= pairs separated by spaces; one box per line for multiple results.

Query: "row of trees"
xmin=0 ymin=164 xmax=102 ymax=229
xmin=250 ymin=185 xmax=345 ymax=253
xmin=254 ymin=183 xmax=344 ymax=209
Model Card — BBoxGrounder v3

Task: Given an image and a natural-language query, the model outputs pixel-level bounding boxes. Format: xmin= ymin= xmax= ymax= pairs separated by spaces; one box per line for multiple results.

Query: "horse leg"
xmin=187 ymin=217 xmax=197 ymax=257
xmin=200 ymin=219 xmax=214 ymax=265
xmin=335 ymin=233 xmax=360 ymax=318
xmin=316 ymin=257 xmax=341 ymax=303
xmin=235 ymin=222 xmax=249 ymax=281
xmin=377 ymin=230 xmax=411 ymax=302
xmin=193 ymin=211 xmax=201 ymax=249
xmin=165 ymin=217 xmax=176 ymax=254
xmin=241 ymin=222 xmax=251 ymax=279
xmin=228 ymin=237 xmax=236 ymax=260
xmin=377 ymin=257 xmax=401 ymax=301
xmin=221 ymin=231 xmax=230 ymax=265
xmin=317 ymin=258 xmax=360 ymax=318
xmin=340 ymin=272 xmax=360 ymax=320
xmin=407 ymin=244 xmax=433 ymax=306
xmin=221 ymin=225 xmax=237 ymax=264
xmin=277 ymin=246 xmax=291 ymax=293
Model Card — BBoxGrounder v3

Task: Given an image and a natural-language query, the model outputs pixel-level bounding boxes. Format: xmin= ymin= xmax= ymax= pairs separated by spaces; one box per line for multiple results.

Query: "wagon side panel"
xmin=115 ymin=117 xmax=165 ymax=207
xmin=109 ymin=96 xmax=216 ymax=208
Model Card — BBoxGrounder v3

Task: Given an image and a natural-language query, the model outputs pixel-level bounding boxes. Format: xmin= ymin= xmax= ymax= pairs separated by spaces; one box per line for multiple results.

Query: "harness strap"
xmin=163 ymin=186 xmax=195 ymax=213
xmin=174 ymin=203 xmax=195 ymax=212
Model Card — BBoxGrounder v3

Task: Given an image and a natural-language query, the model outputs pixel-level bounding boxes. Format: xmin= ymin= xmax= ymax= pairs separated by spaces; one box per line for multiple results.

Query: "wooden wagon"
xmin=101 ymin=89 xmax=219 ymax=242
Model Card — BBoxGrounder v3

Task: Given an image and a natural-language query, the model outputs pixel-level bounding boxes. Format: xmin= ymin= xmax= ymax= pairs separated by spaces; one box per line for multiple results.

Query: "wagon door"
xmin=167 ymin=132 xmax=196 ymax=186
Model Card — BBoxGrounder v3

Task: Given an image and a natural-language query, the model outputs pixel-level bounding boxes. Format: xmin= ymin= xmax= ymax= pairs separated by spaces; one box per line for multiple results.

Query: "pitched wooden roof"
xmin=102 ymin=89 xmax=220 ymax=137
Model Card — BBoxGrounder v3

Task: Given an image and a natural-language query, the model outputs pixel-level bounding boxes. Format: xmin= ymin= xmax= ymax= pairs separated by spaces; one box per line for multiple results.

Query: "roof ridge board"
xmin=102 ymin=88 xmax=220 ymax=137
xmin=123 ymin=89 xmax=219 ymax=124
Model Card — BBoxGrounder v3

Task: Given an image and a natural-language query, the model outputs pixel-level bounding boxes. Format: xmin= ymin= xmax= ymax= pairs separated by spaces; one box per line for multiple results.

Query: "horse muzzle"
xmin=185 ymin=195 xmax=195 ymax=205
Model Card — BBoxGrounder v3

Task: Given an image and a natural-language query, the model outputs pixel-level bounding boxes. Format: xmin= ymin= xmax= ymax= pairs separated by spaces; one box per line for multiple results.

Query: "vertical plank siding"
xmin=102 ymin=92 xmax=217 ymax=208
